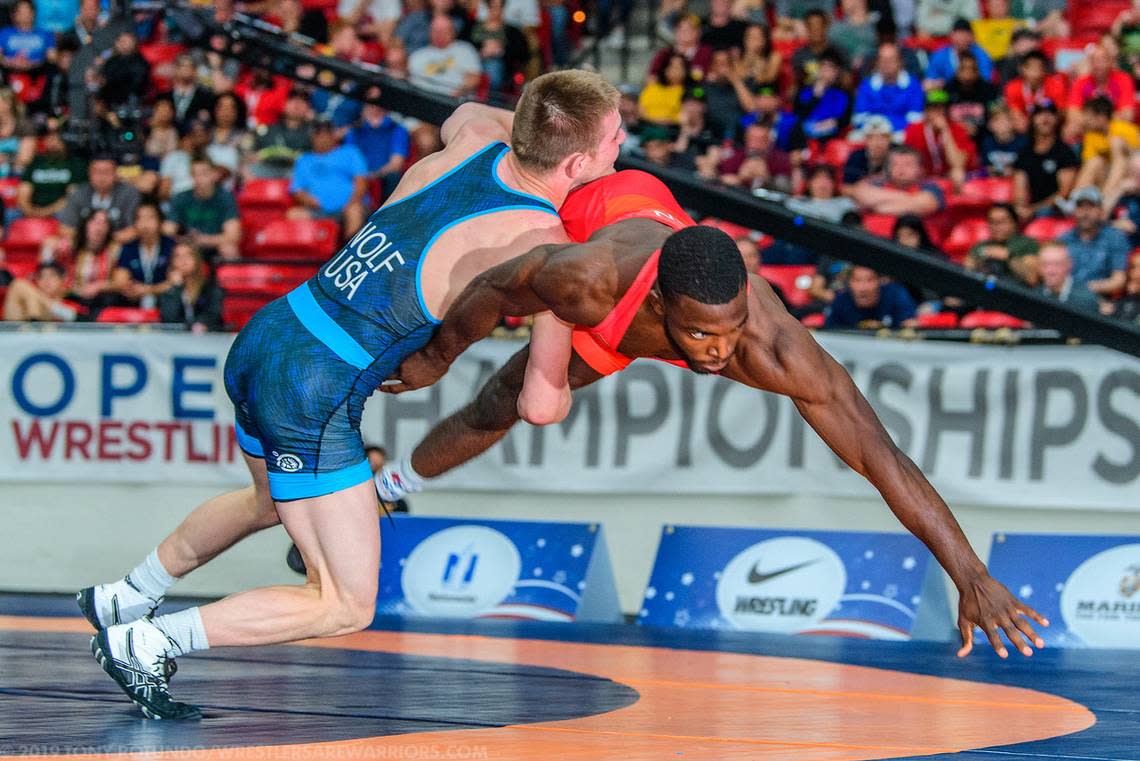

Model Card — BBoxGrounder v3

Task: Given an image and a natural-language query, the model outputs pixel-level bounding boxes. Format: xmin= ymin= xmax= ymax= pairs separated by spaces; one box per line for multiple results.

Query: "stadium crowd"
xmin=0 ymin=0 xmax=1138 ymax=332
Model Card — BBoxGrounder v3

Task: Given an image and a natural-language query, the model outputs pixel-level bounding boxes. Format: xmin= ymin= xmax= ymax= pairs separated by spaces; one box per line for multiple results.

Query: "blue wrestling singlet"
xmin=223 ymin=142 xmax=558 ymax=500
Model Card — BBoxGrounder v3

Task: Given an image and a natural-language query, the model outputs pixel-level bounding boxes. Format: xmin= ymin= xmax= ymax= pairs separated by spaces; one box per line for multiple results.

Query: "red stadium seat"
xmin=959 ymin=310 xmax=1028 ymax=329
xmin=800 ymin=312 xmax=825 ymax=328
xmin=238 ymin=178 xmax=295 ymax=253
xmin=0 ymin=177 xmax=20 ymax=208
xmin=942 ymin=217 xmax=990 ymax=261
xmin=861 ymin=213 xmax=896 ymax=239
xmin=901 ymin=36 xmax=950 ymax=52
xmin=1070 ymin=1 xmax=1130 ymax=39
xmin=960 ymin=177 xmax=1013 ymax=203
xmin=239 ymin=178 xmax=293 ymax=208
xmin=221 ymin=293 xmax=272 ymax=330
xmin=5 ymin=257 xmax=37 ymax=279
xmin=943 ymin=197 xmax=990 ymax=228
xmin=822 ymin=139 xmax=855 ymax=168
xmin=759 ymin=265 xmax=816 ymax=309
xmin=4 ymin=217 xmax=59 ymax=264
xmin=217 ymin=260 xmax=320 ymax=330
xmin=251 ymin=218 xmax=340 ymax=260
xmin=96 ymin=307 xmax=160 ymax=324
xmin=215 ymin=261 xmax=317 ymax=297
xmin=0 ymin=285 xmax=6 ymax=319
xmin=1024 ymin=217 xmax=1075 ymax=242
xmin=916 ymin=312 xmax=960 ymax=328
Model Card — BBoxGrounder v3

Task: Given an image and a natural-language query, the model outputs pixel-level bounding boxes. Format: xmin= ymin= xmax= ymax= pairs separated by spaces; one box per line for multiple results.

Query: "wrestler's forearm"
xmin=422 ymin=250 xmax=558 ymax=367
xmin=867 ymin=444 xmax=987 ymax=587
xmin=422 ymin=281 xmax=523 ymax=369
xmin=797 ymin=361 xmax=986 ymax=588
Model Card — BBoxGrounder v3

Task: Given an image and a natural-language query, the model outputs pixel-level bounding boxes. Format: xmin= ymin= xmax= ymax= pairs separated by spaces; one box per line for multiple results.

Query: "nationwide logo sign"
xmin=1060 ymin=544 xmax=1140 ymax=647
xmin=716 ymin=537 xmax=846 ymax=633
xmin=401 ymin=525 xmax=521 ymax=617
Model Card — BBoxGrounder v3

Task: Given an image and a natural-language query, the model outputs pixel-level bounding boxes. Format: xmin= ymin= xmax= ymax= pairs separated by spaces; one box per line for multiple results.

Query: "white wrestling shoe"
xmin=76 ymin=580 xmax=163 ymax=631
xmin=91 ymin=619 xmax=200 ymax=720
xmin=375 ymin=464 xmax=422 ymax=503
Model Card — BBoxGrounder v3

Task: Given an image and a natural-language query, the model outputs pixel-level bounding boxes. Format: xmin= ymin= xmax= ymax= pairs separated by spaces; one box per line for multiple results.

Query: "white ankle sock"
xmin=151 ymin=607 xmax=209 ymax=657
xmin=126 ymin=550 xmax=176 ymax=600
xmin=392 ymin=455 xmax=426 ymax=492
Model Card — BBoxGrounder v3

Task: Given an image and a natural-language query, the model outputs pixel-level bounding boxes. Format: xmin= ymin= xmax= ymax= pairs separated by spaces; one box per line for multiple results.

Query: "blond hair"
xmin=511 ymin=70 xmax=620 ymax=172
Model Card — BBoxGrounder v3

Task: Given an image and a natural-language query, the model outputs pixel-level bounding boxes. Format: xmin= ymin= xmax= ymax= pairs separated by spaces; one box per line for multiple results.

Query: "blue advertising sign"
xmin=638 ymin=526 xmax=951 ymax=640
xmin=374 ymin=515 xmax=621 ymax=623
xmin=987 ymin=533 xmax=1140 ymax=648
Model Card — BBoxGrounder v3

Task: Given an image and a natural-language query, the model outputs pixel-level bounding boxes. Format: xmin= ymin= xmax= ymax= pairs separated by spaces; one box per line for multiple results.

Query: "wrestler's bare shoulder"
xmin=587 ymin=218 xmax=675 ymax=250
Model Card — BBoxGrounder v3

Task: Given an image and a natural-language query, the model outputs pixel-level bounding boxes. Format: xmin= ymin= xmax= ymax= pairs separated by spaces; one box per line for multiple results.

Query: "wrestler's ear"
xmin=563 ymin=152 xmax=589 ymax=181
xmin=648 ymin=286 xmax=665 ymax=316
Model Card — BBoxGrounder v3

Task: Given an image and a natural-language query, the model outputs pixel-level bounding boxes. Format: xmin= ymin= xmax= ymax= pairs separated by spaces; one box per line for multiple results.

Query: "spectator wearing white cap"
xmin=842 ymin=115 xmax=894 ymax=188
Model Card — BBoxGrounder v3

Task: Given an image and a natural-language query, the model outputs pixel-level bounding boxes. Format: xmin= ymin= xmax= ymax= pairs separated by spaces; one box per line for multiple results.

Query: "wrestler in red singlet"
xmin=558 ymin=170 xmax=697 ymax=376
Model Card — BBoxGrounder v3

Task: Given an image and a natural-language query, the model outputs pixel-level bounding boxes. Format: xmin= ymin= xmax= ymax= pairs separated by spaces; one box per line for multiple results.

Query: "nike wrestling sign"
xmin=638 ymin=527 xmax=953 ymax=641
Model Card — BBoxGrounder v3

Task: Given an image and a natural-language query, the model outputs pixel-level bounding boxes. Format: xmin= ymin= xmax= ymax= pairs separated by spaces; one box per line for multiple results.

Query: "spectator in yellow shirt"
xmin=971 ymin=0 xmax=1024 ymax=61
xmin=639 ymin=53 xmax=690 ymax=125
xmin=1073 ymin=95 xmax=1140 ymax=202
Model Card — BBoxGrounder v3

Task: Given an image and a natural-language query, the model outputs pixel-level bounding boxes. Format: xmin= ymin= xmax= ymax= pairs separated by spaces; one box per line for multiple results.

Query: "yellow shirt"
xmin=638 ymin=83 xmax=684 ymax=125
xmin=971 ymin=19 xmax=1023 ymax=61
xmin=1082 ymin=119 xmax=1140 ymax=161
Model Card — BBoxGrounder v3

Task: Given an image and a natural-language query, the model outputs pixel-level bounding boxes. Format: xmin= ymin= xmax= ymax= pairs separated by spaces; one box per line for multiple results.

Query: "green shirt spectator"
xmin=966 ymin=204 xmax=1039 ymax=286
xmin=19 ymin=130 xmax=85 ymax=217
xmin=168 ymin=187 xmax=239 ymax=237
xmin=162 ymin=158 xmax=242 ymax=260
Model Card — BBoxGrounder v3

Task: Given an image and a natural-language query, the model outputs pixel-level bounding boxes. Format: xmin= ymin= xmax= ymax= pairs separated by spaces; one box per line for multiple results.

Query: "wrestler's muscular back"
xmin=383 ymin=126 xmax=568 ymax=319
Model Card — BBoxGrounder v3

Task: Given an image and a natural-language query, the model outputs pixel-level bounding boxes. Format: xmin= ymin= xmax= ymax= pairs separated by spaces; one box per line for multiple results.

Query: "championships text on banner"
xmin=2 ymin=332 xmax=1137 ymax=509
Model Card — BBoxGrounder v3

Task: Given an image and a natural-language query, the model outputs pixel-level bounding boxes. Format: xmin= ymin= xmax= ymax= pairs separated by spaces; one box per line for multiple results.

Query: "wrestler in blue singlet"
xmin=224 ymin=142 xmax=557 ymax=500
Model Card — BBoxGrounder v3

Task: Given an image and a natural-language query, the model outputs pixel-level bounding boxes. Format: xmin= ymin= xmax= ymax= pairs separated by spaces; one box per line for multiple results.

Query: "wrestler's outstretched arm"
xmin=382 ymin=240 xmax=615 ymax=394
xmin=727 ymin=283 xmax=1048 ymax=659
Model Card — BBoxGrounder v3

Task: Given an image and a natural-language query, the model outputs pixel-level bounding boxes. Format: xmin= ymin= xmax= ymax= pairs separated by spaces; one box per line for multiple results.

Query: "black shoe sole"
xmin=90 ymin=630 xmax=202 ymax=721
xmin=76 ymin=588 xmax=101 ymax=631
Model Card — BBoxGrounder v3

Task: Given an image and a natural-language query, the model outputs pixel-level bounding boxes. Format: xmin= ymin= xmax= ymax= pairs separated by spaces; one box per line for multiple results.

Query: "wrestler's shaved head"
xmin=658 ymin=225 xmax=747 ymax=305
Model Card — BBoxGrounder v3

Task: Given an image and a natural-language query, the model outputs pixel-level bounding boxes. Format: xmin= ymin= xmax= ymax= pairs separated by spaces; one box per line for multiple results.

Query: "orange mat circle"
xmin=1 ymin=617 xmax=1096 ymax=761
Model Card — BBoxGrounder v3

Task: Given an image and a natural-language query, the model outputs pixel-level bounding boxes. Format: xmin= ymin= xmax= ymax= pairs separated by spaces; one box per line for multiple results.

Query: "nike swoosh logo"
xmin=747 ymin=558 xmax=819 ymax=584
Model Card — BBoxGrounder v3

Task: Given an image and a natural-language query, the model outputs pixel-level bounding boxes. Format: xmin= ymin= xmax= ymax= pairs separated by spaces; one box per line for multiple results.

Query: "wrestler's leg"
xmin=405 ymin=346 xmax=601 ymax=479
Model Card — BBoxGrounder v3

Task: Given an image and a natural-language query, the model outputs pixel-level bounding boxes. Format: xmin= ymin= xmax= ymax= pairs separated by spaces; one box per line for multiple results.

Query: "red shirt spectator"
xmin=1004 ymin=75 xmax=1067 ymax=120
xmin=1067 ymin=45 xmax=1135 ymax=122
xmin=903 ymin=90 xmax=977 ymax=184
xmin=1003 ymin=50 xmax=1067 ymax=126
xmin=904 ymin=117 xmax=977 ymax=176
xmin=235 ymin=71 xmax=291 ymax=129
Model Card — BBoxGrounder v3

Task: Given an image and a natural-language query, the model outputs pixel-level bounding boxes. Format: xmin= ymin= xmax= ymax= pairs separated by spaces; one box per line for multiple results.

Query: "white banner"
xmin=1 ymin=332 xmax=1137 ymax=510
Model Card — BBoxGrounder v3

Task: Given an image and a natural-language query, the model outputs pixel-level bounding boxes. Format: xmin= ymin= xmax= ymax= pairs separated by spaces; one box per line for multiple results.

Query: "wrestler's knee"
xmin=464 ymin=372 xmax=524 ymax=431
xmin=322 ymin=590 xmax=376 ymax=636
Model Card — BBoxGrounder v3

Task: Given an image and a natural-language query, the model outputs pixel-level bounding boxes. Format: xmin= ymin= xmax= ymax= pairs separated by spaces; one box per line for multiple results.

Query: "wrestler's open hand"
xmin=955 ymin=572 xmax=1048 ymax=658
xmin=379 ymin=350 xmax=449 ymax=394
